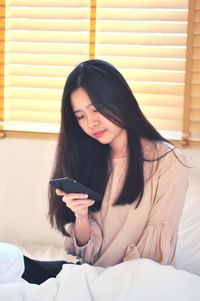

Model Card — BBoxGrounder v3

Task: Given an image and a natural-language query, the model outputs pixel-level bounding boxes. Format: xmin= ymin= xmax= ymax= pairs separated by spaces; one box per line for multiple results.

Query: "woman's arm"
xmin=56 ymin=189 xmax=102 ymax=263
xmin=123 ymin=148 xmax=188 ymax=265
xmin=64 ymin=217 xmax=103 ymax=264
xmin=74 ymin=215 xmax=91 ymax=246
xmin=56 ymin=188 xmax=94 ymax=245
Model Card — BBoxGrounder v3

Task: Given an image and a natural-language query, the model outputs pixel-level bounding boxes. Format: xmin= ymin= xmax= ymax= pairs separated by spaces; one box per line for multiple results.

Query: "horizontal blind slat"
xmin=7 ymin=31 xmax=90 ymax=43
xmin=193 ymin=35 xmax=200 ymax=46
xmin=7 ymin=0 xmax=90 ymax=6
xmin=147 ymin=118 xmax=182 ymax=131
xmin=6 ymin=98 xmax=60 ymax=111
xmin=96 ymin=33 xmax=186 ymax=46
xmin=97 ymin=8 xmax=188 ymax=21
xmin=7 ymin=41 xmax=90 ymax=53
xmin=6 ymin=65 xmax=76 ymax=76
xmin=193 ymin=48 xmax=200 ymax=58
xmin=136 ymin=93 xmax=183 ymax=107
xmin=141 ymin=105 xmax=183 ymax=119
xmin=192 ymin=72 xmax=200 ymax=83
xmin=95 ymin=56 xmax=185 ymax=70
xmin=5 ymin=54 xmax=89 ymax=65
xmin=114 ymin=69 xmax=185 ymax=82
xmin=96 ymin=21 xmax=187 ymax=33
xmin=190 ymin=122 xmax=200 ymax=132
xmin=6 ymin=87 xmax=63 ymax=99
xmin=6 ymin=76 xmax=66 ymax=89
xmin=7 ymin=7 xmax=90 ymax=18
xmin=192 ymin=59 xmax=200 ymax=71
xmin=4 ymin=121 xmax=60 ymax=133
xmin=190 ymin=108 xmax=200 ymax=121
xmin=194 ymin=23 xmax=200 ymax=34
xmin=8 ymin=19 xmax=90 ymax=31
xmin=96 ymin=45 xmax=186 ymax=57
xmin=97 ymin=0 xmax=188 ymax=8
xmin=128 ymin=82 xmax=184 ymax=94
xmin=6 ymin=110 xmax=60 ymax=123
xmin=191 ymin=97 xmax=200 ymax=108
xmin=191 ymin=84 xmax=200 ymax=97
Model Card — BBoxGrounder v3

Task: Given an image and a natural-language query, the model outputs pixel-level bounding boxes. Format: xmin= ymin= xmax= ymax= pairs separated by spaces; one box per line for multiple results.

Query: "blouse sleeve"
xmin=123 ymin=148 xmax=188 ymax=265
xmin=64 ymin=217 xmax=103 ymax=264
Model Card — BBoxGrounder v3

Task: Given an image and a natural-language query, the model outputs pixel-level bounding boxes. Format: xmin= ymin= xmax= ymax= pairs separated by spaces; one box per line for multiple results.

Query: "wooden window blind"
xmin=0 ymin=0 xmax=5 ymax=135
xmin=1 ymin=0 xmax=199 ymax=143
xmin=191 ymin=0 xmax=200 ymax=140
xmin=95 ymin=0 xmax=188 ymax=140
xmin=182 ymin=0 xmax=200 ymax=144
xmin=4 ymin=0 xmax=91 ymax=133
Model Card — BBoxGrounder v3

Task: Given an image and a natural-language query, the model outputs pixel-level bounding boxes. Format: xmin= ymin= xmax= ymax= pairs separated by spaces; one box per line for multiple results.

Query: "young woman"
xmin=22 ymin=59 xmax=188 ymax=284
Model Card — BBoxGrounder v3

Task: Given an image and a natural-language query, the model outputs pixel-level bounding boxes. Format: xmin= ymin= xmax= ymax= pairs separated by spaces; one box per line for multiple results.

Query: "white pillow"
xmin=0 ymin=243 xmax=25 ymax=283
xmin=176 ymin=150 xmax=200 ymax=276
xmin=15 ymin=241 xmax=81 ymax=264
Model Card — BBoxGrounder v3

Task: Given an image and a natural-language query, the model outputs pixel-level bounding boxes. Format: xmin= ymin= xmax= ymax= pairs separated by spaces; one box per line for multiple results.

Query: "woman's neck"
xmin=110 ymin=131 xmax=128 ymax=159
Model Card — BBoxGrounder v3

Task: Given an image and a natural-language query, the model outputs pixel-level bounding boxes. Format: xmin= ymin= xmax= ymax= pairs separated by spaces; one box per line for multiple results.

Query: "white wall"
xmin=0 ymin=136 xmax=64 ymax=248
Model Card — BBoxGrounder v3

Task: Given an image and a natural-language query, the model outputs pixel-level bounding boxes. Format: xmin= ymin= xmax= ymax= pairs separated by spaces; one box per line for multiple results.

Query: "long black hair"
xmin=48 ymin=59 xmax=171 ymax=235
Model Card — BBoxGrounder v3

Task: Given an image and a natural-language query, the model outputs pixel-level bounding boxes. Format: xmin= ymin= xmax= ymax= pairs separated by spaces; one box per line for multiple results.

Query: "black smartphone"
xmin=49 ymin=177 xmax=102 ymax=202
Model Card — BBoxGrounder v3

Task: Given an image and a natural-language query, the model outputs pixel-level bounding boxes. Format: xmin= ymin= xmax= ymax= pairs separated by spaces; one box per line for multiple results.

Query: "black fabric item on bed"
xmin=22 ymin=256 xmax=79 ymax=284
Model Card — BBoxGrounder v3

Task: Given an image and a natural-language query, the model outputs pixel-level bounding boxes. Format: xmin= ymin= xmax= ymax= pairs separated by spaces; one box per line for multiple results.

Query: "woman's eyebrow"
xmin=73 ymin=104 xmax=93 ymax=114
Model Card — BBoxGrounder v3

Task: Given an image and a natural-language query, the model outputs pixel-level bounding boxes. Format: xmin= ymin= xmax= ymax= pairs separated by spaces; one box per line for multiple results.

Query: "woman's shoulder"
xmin=142 ymin=138 xmax=188 ymax=165
xmin=156 ymin=141 xmax=188 ymax=165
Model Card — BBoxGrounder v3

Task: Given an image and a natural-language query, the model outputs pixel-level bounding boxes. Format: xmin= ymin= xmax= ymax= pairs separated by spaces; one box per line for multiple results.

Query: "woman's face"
xmin=70 ymin=87 xmax=127 ymax=150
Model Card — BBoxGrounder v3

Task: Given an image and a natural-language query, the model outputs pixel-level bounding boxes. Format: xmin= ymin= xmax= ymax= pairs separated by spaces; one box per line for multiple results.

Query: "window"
xmin=3 ymin=0 xmax=91 ymax=133
xmin=0 ymin=0 xmax=199 ymax=144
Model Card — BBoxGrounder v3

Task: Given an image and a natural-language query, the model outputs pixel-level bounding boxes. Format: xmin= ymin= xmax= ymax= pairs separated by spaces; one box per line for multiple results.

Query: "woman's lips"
xmin=93 ymin=130 xmax=107 ymax=138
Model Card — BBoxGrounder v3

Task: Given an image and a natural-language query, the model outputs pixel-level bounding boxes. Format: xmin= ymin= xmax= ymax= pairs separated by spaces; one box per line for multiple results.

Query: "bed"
xmin=0 ymin=242 xmax=200 ymax=301
xmin=0 ymin=148 xmax=199 ymax=300
xmin=0 ymin=192 xmax=200 ymax=300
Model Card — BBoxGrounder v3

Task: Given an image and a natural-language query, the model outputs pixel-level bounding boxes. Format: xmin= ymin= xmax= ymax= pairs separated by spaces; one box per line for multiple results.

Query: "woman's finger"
xmin=62 ymin=195 xmax=89 ymax=203
xmin=65 ymin=199 xmax=95 ymax=210
xmin=55 ymin=188 xmax=65 ymax=196
xmin=64 ymin=198 xmax=93 ymax=204
xmin=64 ymin=193 xmax=88 ymax=200
xmin=58 ymin=191 xmax=88 ymax=200
xmin=67 ymin=202 xmax=95 ymax=212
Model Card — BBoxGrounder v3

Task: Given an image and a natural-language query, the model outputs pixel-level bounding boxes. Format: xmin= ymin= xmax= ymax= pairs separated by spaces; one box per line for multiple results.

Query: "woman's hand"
xmin=56 ymin=188 xmax=95 ymax=218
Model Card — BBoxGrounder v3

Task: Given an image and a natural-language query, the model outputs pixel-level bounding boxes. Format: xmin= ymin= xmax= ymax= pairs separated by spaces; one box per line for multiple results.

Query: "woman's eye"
xmin=76 ymin=115 xmax=84 ymax=120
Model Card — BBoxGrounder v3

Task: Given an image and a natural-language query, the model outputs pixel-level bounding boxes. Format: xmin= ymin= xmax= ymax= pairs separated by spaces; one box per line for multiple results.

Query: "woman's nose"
xmin=87 ymin=115 xmax=99 ymax=129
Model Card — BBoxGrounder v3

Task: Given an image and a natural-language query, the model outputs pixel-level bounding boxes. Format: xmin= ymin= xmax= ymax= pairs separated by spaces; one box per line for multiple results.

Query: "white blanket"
xmin=1 ymin=243 xmax=200 ymax=301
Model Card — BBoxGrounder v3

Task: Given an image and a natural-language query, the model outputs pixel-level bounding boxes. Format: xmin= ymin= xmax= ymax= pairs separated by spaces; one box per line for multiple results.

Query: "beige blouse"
xmin=64 ymin=141 xmax=188 ymax=267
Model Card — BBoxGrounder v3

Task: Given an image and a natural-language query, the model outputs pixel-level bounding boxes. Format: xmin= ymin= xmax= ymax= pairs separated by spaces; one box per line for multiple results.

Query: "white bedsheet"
xmin=0 ymin=243 xmax=200 ymax=301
